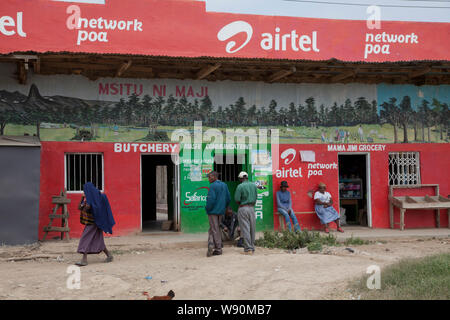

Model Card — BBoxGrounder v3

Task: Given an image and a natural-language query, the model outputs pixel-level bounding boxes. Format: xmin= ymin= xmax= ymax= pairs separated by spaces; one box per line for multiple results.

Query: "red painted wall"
xmin=38 ymin=141 xmax=177 ymax=240
xmin=272 ymin=143 xmax=450 ymax=231
xmin=39 ymin=142 xmax=449 ymax=239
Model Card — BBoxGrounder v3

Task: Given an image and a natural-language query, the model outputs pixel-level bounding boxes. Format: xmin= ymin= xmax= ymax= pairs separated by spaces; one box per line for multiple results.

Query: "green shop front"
xmin=178 ymin=142 xmax=274 ymax=233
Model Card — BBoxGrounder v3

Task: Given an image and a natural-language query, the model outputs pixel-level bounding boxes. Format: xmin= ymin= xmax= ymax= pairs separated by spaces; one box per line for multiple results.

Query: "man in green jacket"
xmin=205 ymin=171 xmax=231 ymax=257
xmin=234 ymin=171 xmax=258 ymax=255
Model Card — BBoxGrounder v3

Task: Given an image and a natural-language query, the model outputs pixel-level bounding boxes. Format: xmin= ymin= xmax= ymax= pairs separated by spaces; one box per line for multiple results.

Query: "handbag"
xmin=79 ymin=198 xmax=95 ymax=225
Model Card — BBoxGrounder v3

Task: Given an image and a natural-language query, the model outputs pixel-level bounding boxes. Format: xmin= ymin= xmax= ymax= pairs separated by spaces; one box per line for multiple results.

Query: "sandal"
xmin=75 ymin=261 xmax=88 ymax=266
xmin=105 ymin=256 xmax=114 ymax=263
xmin=324 ymin=227 xmax=330 ymax=233
xmin=337 ymin=227 xmax=344 ymax=233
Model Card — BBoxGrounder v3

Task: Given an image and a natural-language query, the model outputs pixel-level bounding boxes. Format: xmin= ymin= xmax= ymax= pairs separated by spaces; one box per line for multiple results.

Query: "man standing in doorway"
xmin=234 ymin=171 xmax=258 ymax=255
xmin=205 ymin=171 xmax=230 ymax=257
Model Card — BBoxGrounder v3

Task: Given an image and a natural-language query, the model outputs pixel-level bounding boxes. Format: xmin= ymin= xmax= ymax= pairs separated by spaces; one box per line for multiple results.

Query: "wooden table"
xmin=389 ymin=184 xmax=450 ymax=230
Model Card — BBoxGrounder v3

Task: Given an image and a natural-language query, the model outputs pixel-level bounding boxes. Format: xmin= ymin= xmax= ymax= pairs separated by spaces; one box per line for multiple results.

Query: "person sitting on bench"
xmin=314 ymin=182 xmax=344 ymax=233
xmin=276 ymin=181 xmax=301 ymax=232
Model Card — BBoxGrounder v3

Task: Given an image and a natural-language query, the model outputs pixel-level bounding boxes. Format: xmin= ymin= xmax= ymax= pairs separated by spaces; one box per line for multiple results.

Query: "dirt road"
xmin=0 ymin=236 xmax=448 ymax=300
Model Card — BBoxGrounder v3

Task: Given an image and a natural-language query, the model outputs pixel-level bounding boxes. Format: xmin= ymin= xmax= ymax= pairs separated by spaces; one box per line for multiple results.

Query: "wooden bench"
xmin=274 ymin=211 xmax=314 ymax=230
xmin=389 ymin=184 xmax=450 ymax=230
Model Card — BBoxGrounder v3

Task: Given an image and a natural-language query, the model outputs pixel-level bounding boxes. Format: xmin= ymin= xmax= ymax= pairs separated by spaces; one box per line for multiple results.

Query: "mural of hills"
xmin=0 ymin=83 xmax=447 ymax=143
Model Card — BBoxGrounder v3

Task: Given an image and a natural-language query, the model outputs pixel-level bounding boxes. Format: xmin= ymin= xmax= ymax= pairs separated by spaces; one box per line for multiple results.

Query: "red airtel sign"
xmin=1 ymin=0 xmax=449 ymax=62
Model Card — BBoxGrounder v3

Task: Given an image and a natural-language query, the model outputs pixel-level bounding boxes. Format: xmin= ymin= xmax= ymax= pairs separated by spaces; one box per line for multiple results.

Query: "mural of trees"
xmin=0 ymin=83 xmax=448 ymax=143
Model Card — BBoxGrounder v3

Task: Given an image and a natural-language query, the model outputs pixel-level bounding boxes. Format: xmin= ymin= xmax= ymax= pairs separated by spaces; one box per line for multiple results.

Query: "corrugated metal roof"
xmin=2 ymin=51 xmax=449 ymax=64
xmin=0 ymin=135 xmax=41 ymax=147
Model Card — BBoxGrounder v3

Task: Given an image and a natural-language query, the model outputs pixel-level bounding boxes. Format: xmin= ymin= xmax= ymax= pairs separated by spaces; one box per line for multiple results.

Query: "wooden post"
xmin=279 ymin=214 xmax=285 ymax=231
xmin=436 ymin=209 xmax=441 ymax=228
xmin=389 ymin=203 xmax=394 ymax=229
xmin=400 ymin=208 xmax=405 ymax=231
xmin=389 ymin=187 xmax=394 ymax=229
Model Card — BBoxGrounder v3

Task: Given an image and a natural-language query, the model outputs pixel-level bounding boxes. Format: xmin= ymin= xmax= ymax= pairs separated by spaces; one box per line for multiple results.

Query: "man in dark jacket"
xmin=205 ymin=171 xmax=231 ymax=257
xmin=220 ymin=207 xmax=240 ymax=242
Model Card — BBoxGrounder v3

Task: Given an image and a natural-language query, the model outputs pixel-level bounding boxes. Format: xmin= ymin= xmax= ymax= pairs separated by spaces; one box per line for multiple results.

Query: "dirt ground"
xmin=0 ymin=235 xmax=449 ymax=300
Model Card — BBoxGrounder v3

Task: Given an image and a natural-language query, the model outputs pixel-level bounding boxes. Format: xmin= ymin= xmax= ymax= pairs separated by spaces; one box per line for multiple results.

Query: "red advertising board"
xmin=0 ymin=0 xmax=449 ymax=62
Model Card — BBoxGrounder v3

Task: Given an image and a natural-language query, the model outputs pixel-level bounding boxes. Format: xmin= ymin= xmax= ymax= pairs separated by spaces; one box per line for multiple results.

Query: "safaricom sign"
xmin=218 ymin=21 xmax=319 ymax=54
xmin=185 ymin=192 xmax=207 ymax=203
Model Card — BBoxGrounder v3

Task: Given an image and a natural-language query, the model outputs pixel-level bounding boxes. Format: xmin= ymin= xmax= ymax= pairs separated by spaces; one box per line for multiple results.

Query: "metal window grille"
xmin=65 ymin=153 xmax=103 ymax=191
xmin=388 ymin=152 xmax=420 ymax=186
xmin=214 ymin=154 xmax=244 ymax=182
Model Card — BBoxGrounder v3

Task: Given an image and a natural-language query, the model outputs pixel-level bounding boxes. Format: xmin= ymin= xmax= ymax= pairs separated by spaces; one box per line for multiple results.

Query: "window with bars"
xmin=388 ymin=152 xmax=420 ymax=186
xmin=65 ymin=153 xmax=103 ymax=191
xmin=214 ymin=154 xmax=245 ymax=182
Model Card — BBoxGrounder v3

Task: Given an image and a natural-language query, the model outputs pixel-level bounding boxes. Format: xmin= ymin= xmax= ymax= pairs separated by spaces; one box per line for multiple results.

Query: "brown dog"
xmin=143 ymin=290 xmax=175 ymax=300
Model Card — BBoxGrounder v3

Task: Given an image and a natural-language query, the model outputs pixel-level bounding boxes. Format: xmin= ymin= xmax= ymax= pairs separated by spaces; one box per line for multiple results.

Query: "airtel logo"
xmin=280 ymin=148 xmax=296 ymax=165
xmin=217 ymin=21 xmax=253 ymax=54
xmin=217 ymin=21 xmax=320 ymax=54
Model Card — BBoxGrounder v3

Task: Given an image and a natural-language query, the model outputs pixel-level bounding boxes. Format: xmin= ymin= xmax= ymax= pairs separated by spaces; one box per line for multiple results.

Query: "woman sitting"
xmin=314 ymin=182 xmax=344 ymax=233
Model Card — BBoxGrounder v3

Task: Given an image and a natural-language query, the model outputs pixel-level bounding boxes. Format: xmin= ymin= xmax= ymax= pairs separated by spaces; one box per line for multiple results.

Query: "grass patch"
xmin=4 ymin=123 xmax=448 ymax=143
xmin=255 ymin=230 xmax=338 ymax=251
xmin=344 ymin=236 xmax=371 ymax=246
xmin=351 ymin=253 xmax=450 ymax=300
xmin=255 ymin=230 xmax=371 ymax=252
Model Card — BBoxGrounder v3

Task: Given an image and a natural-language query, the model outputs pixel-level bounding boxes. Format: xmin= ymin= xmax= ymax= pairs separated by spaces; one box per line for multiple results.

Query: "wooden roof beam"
xmin=331 ymin=67 xmax=361 ymax=82
xmin=268 ymin=66 xmax=296 ymax=83
xmin=116 ymin=60 xmax=132 ymax=77
xmin=17 ymin=61 xmax=27 ymax=84
xmin=33 ymin=59 xmax=41 ymax=74
xmin=196 ymin=63 xmax=221 ymax=80
xmin=409 ymin=67 xmax=432 ymax=79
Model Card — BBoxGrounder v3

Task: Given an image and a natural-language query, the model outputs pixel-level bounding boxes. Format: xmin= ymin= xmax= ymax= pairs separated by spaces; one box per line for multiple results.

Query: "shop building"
xmin=0 ymin=0 xmax=449 ymax=242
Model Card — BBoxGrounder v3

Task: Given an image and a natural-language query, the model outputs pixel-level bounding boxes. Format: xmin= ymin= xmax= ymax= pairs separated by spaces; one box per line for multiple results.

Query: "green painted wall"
xmin=179 ymin=144 xmax=274 ymax=233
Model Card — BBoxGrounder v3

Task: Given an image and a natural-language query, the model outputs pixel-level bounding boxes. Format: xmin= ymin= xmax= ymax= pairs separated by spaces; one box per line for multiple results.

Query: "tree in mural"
xmin=200 ymin=95 xmax=213 ymax=125
xmin=327 ymin=102 xmax=340 ymax=126
xmin=0 ymin=108 xmax=22 ymax=135
xmin=288 ymin=102 xmax=297 ymax=126
xmin=2 ymin=82 xmax=450 ymax=144
xmin=342 ymin=98 xmax=354 ymax=126
xmin=418 ymin=99 xmax=432 ymax=142
xmin=304 ymin=97 xmax=318 ymax=126
xmin=442 ymin=103 xmax=449 ymax=141
xmin=399 ymin=96 xmax=413 ymax=143
xmin=318 ymin=104 xmax=327 ymax=126
xmin=140 ymin=94 xmax=153 ymax=126
xmin=247 ymin=104 xmax=257 ymax=126
xmin=371 ymin=99 xmax=379 ymax=124
xmin=297 ymin=103 xmax=305 ymax=126
xmin=380 ymin=97 xmax=401 ymax=143
xmin=354 ymin=97 xmax=370 ymax=124
xmin=431 ymin=98 xmax=448 ymax=141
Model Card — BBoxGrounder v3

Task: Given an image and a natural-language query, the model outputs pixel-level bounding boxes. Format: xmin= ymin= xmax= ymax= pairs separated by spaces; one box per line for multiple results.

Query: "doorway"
xmin=338 ymin=154 xmax=371 ymax=227
xmin=141 ymin=154 xmax=178 ymax=232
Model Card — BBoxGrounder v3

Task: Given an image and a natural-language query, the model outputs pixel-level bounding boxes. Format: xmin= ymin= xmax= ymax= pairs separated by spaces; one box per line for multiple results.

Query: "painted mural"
xmin=0 ymin=63 xmax=448 ymax=144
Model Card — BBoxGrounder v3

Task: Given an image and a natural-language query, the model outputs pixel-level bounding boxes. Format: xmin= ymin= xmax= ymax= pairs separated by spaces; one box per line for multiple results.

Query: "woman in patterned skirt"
xmin=314 ymin=182 xmax=344 ymax=233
